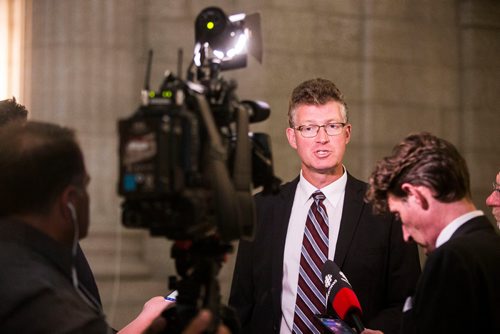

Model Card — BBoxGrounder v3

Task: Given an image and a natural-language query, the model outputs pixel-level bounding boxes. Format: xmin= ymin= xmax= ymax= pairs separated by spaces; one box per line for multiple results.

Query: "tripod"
xmin=162 ymin=237 xmax=240 ymax=333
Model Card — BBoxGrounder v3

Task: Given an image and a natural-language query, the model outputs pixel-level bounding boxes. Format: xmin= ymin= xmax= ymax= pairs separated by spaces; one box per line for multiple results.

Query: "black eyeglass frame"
xmin=293 ymin=122 xmax=347 ymax=138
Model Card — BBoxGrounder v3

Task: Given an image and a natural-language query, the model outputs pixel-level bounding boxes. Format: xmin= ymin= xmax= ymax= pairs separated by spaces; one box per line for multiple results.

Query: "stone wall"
xmin=28 ymin=0 xmax=500 ymax=329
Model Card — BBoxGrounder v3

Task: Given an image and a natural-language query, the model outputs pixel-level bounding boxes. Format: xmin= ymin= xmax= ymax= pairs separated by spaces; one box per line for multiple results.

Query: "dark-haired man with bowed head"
xmin=364 ymin=132 xmax=500 ymax=334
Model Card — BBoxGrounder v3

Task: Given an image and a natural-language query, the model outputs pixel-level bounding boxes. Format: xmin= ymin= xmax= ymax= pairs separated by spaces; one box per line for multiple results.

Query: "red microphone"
xmin=322 ymin=260 xmax=365 ymax=333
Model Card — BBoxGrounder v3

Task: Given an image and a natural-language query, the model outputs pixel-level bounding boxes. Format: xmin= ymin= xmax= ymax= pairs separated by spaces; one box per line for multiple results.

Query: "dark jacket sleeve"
xmin=229 ymin=237 xmax=255 ymax=328
xmin=228 ymin=186 xmax=289 ymax=333
xmin=366 ymin=217 xmax=421 ymax=334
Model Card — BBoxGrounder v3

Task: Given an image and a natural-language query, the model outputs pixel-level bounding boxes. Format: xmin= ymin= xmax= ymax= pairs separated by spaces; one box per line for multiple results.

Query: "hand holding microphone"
xmin=322 ymin=260 xmax=365 ymax=334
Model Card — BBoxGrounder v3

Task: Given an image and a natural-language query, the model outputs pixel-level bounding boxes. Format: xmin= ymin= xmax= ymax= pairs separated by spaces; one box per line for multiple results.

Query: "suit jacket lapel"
xmin=334 ymin=174 xmax=365 ymax=267
xmin=271 ymin=177 xmax=298 ymax=324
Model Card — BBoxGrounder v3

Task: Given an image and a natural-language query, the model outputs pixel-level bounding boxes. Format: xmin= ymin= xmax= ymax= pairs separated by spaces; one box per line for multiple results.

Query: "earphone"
xmin=67 ymin=202 xmax=80 ymax=289
xmin=67 ymin=202 xmax=77 ymax=223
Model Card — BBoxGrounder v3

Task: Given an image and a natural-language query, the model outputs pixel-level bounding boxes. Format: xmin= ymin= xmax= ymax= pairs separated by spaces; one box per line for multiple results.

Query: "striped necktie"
xmin=292 ymin=190 xmax=329 ymax=333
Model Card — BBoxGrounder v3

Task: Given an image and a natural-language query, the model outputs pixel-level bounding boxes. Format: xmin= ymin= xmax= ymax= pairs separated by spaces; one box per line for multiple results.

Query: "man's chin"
xmin=312 ymin=164 xmax=341 ymax=175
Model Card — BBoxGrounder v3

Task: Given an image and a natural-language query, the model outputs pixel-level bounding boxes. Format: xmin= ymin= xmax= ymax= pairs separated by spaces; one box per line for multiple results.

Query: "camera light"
xmin=213 ymin=50 xmax=225 ymax=60
xmin=193 ymin=43 xmax=202 ymax=67
xmin=229 ymin=31 xmax=248 ymax=56
xmin=229 ymin=13 xmax=245 ymax=22
xmin=162 ymin=90 xmax=173 ymax=98
xmin=193 ymin=7 xmax=262 ymax=71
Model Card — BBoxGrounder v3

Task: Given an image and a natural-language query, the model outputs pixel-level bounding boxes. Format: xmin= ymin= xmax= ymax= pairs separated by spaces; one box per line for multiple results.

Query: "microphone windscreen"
xmin=322 ymin=260 xmax=352 ymax=303
xmin=322 ymin=260 xmax=363 ymax=320
xmin=332 ymin=287 xmax=362 ymax=320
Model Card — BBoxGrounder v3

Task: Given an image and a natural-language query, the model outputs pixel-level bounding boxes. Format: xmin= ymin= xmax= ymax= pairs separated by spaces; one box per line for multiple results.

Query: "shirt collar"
xmin=435 ymin=210 xmax=484 ymax=248
xmin=297 ymin=167 xmax=348 ymax=206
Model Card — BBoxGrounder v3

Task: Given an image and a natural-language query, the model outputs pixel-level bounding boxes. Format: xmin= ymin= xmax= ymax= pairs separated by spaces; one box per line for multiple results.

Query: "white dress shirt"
xmin=280 ymin=169 xmax=347 ymax=333
xmin=435 ymin=210 xmax=484 ymax=249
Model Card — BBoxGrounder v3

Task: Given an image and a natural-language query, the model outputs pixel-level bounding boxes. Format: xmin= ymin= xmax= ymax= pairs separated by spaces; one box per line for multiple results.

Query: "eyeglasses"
xmin=294 ymin=123 xmax=347 ymax=138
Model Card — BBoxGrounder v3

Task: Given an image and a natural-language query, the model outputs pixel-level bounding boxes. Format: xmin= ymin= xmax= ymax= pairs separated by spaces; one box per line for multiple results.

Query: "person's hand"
xmin=361 ymin=329 xmax=384 ymax=334
xmin=119 ymin=296 xmax=173 ymax=334
xmin=143 ymin=309 xmax=231 ymax=334
xmin=181 ymin=310 xmax=230 ymax=334
xmin=142 ymin=296 xmax=176 ymax=318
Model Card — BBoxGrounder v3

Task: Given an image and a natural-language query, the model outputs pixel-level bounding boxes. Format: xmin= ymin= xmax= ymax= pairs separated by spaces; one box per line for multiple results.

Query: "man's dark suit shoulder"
xmin=407 ymin=216 xmax=500 ymax=333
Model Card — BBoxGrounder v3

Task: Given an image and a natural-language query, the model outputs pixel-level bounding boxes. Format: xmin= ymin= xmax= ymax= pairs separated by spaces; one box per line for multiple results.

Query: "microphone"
xmin=322 ymin=260 xmax=365 ymax=334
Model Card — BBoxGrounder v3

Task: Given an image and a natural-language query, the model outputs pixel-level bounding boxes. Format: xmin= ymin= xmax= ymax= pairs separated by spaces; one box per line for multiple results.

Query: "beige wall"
xmin=27 ymin=0 xmax=500 ymax=329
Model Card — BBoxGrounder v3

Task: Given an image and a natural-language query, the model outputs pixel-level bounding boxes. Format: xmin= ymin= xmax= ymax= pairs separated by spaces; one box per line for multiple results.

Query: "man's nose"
xmin=486 ymin=191 xmax=500 ymax=207
xmin=316 ymin=126 xmax=330 ymax=142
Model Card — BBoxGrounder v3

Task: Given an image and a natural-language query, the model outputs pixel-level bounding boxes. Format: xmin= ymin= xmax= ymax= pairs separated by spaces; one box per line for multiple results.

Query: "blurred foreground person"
xmin=0 ymin=121 xmax=221 ymax=334
xmin=0 ymin=97 xmax=103 ymax=307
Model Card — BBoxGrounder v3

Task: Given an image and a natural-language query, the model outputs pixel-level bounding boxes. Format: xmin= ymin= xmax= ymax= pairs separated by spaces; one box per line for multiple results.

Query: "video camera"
xmin=117 ymin=6 xmax=280 ymax=333
xmin=118 ymin=6 xmax=280 ymax=242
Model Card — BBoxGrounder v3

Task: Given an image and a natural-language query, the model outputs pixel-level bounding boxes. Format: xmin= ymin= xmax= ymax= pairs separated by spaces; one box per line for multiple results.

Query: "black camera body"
xmin=118 ymin=7 xmax=279 ymax=242
xmin=119 ymin=75 xmax=211 ymax=240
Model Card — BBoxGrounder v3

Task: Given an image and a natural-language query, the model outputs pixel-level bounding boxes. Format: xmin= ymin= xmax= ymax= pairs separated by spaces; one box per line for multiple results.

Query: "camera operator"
xmin=0 ymin=120 xmax=225 ymax=334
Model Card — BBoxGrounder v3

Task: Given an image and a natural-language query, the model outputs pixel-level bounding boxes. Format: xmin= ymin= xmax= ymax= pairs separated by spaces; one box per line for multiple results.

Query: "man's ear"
xmin=286 ymin=127 xmax=297 ymax=149
xmin=401 ymin=183 xmax=430 ymax=210
xmin=59 ymin=185 xmax=79 ymax=219
xmin=344 ymin=123 xmax=352 ymax=144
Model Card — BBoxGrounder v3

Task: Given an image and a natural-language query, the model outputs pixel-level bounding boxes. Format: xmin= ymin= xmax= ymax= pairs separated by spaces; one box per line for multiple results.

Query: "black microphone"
xmin=322 ymin=260 xmax=365 ymax=334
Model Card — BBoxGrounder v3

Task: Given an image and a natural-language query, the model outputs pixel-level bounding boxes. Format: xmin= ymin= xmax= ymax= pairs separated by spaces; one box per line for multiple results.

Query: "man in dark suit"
xmin=364 ymin=132 xmax=500 ymax=334
xmin=0 ymin=120 xmax=222 ymax=334
xmin=0 ymin=97 xmax=102 ymax=305
xmin=229 ymin=78 xmax=421 ymax=334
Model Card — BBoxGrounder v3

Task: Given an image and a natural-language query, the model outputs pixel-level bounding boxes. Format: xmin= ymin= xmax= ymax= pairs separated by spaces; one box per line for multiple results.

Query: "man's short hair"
xmin=366 ymin=132 xmax=471 ymax=214
xmin=0 ymin=97 xmax=28 ymax=126
xmin=0 ymin=121 xmax=85 ymax=216
xmin=288 ymin=78 xmax=348 ymax=127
